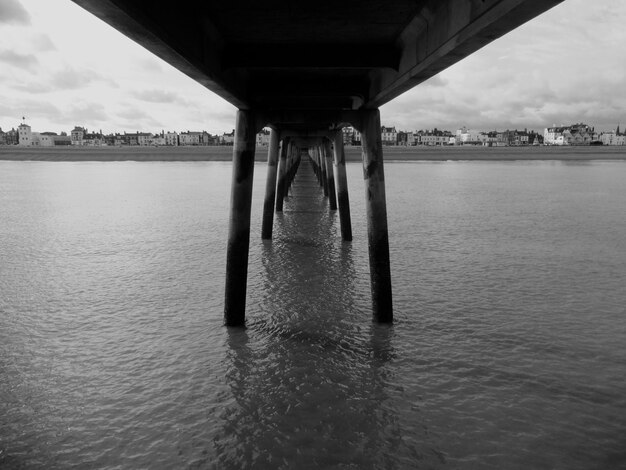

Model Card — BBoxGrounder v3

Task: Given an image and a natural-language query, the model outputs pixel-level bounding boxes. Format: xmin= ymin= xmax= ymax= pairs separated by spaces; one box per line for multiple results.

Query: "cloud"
xmin=33 ymin=34 xmax=56 ymax=52
xmin=117 ymin=108 xmax=150 ymax=121
xmin=0 ymin=50 xmax=38 ymax=71
xmin=135 ymin=57 xmax=163 ymax=73
xmin=421 ymin=75 xmax=448 ymax=88
xmin=0 ymin=0 xmax=30 ymax=25
xmin=134 ymin=89 xmax=181 ymax=103
xmin=114 ymin=108 xmax=163 ymax=131
xmin=51 ymin=66 xmax=100 ymax=90
xmin=65 ymin=102 xmax=109 ymax=124
xmin=8 ymin=66 xmax=118 ymax=94
xmin=0 ymin=97 xmax=63 ymax=125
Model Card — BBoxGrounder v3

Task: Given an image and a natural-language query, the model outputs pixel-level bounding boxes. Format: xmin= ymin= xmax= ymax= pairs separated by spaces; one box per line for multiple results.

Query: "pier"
xmin=71 ymin=0 xmax=564 ymax=326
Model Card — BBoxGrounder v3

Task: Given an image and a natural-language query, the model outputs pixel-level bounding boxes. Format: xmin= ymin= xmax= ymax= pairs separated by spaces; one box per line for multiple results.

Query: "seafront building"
xmin=543 ymin=123 xmax=594 ymax=145
xmin=2 ymin=120 xmax=624 ymax=147
xmin=16 ymin=122 xmax=71 ymax=146
xmin=341 ymin=126 xmax=361 ymax=145
xmin=599 ymin=126 xmax=626 ymax=146
xmin=0 ymin=127 xmax=19 ymax=145
xmin=381 ymin=126 xmax=397 ymax=145
xmin=164 ymin=132 xmax=179 ymax=146
xmin=456 ymin=127 xmax=482 ymax=144
xmin=18 ymin=122 xmax=35 ymax=146
xmin=417 ymin=129 xmax=454 ymax=145
xmin=220 ymin=130 xmax=235 ymax=145
xmin=256 ymin=128 xmax=271 ymax=146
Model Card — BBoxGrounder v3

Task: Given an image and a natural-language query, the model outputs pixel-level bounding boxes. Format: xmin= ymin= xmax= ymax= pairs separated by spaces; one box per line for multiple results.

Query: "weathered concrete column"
xmin=289 ymin=143 xmax=296 ymax=189
xmin=261 ymin=128 xmax=280 ymax=239
xmin=291 ymin=147 xmax=301 ymax=184
xmin=332 ymin=131 xmax=352 ymax=241
xmin=275 ymin=138 xmax=289 ymax=212
xmin=324 ymin=139 xmax=337 ymax=210
xmin=316 ymin=146 xmax=324 ymax=187
xmin=310 ymin=148 xmax=318 ymax=180
xmin=321 ymin=144 xmax=329 ymax=196
xmin=317 ymin=147 xmax=323 ymax=185
xmin=360 ymin=108 xmax=393 ymax=323
xmin=286 ymin=143 xmax=297 ymax=193
xmin=224 ymin=109 xmax=257 ymax=326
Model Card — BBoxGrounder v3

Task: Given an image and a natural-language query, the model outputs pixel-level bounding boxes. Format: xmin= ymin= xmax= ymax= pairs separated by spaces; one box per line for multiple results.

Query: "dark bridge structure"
xmin=72 ymin=0 xmax=564 ymax=326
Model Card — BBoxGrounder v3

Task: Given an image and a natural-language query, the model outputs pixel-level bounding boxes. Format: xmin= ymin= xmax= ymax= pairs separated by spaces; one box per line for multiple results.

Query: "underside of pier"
xmin=72 ymin=0 xmax=565 ymax=325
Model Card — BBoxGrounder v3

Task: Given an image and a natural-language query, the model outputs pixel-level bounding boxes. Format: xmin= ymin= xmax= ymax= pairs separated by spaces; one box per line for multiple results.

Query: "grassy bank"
xmin=2 ymin=144 xmax=626 ymax=162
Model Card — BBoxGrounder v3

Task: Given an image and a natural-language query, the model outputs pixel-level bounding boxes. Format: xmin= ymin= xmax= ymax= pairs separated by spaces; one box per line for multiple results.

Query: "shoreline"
xmin=1 ymin=145 xmax=626 ymax=162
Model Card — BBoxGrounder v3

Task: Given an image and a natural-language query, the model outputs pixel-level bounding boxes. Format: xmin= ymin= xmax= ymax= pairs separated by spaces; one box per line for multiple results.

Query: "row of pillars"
xmin=224 ymin=108 xmax=393 ymax=327
xmin=263 ymin=134 xmax=301 ymax=233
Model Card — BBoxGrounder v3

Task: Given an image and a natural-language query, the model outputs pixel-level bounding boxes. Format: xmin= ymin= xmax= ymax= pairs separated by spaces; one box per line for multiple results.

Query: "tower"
xmin=18 ymin=120 xmax=32 ymax=146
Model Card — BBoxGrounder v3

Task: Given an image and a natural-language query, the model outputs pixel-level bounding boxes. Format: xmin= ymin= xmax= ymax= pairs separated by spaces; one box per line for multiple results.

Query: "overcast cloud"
xmin=0 ymin=0 xmax=624 ymax=134
xmin=0 ymin=0 xmax=30 ymax=25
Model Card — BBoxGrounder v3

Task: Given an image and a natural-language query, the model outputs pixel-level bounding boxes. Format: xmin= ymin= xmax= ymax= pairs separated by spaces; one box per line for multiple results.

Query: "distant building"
xmin=1 ymin=128 xmax=19 ymax=145
xmin=164 ymin=131 xmax=179 ymax=146
xmin=202 ymin=131 xmax=217 ymax=146
xmin=179 ymin=131 xmax=203 ymax=146
xmin=544 ymin=123 xmax=593 ymax=145
xmin=456 ymin=127 xmax=482 ymax=145
xmin=341 ymin=126 xmax=361 ymax=145
xmin=71 ymin=126 xmax=85 ymax=145
xmin=136 ymin=132 xmax=153 ymax=146
xmin=257 ymin=128 xmax=271 ymax=146
xmin=480 ymin=131 xmax=499 ymax=146
xmin=342 ymin=126 xmax=354 ymax=145
xmin=221 ymin=130 xmax=235 ymax=145
xmin=396 ymin=131 xmax=408 ymax=146
xmin=152 ymin=134 xmax=166 ymax=146
xmin=39 ymin=132 xmax=57 ymax=147
xmin=406 ymin=131 xmax=416 ymax=146
xmin=418 ymin=128 xmax=452 ymax=146
xmin=600 ymin=126 xmax=626 ymax=145
xmin=528 ymin=131 xmax=543 ymax=145
xmin=18 ymin=122 xmax=35 ymax=146
xmin=83 ymin=130 xmax=106 ymax=146
xmin=126 ymin=132 xmax=139 ymax=146
xmin=38 ymin=132 xmax=72 ymax=146
xmin=381 ymin=126 xmax=397 ymax=145
xmin=496 ymin=129 xmax=531 ymax=146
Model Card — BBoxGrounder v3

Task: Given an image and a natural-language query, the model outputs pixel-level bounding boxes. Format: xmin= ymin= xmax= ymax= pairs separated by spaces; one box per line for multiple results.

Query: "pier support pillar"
xmin=224 ymin=109 xmax=257 ymax=326
xmin=324 ymin=139 xmax=337 ymax=210
xmin=261 ymin=128 xmax=280 ymax=239
xmin=360 ymin=109 xmax=393 ymax=323
xmin=275 ymin=138 xmax=289 ymax=212
xmin=332 ymin=132 xmax=352 ymax=241
xmin=317 ymin=146 xmax=324 ymax=187
xmin=321 ymin=143 xmax=329 ymax=197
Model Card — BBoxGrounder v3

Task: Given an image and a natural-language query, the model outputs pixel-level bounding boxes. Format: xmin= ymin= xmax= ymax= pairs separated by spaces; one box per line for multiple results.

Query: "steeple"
xmin=617 ymin=124 xmax=621 ymax=135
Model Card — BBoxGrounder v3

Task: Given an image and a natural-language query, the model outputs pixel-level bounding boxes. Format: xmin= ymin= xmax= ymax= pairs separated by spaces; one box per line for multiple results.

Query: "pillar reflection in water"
xmin=214 ymin=158 xmax=430 ymax=468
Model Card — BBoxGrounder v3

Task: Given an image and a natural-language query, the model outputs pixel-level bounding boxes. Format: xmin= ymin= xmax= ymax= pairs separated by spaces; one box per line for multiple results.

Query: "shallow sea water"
xmin=1 ymin=158 xmax=625 ymax=469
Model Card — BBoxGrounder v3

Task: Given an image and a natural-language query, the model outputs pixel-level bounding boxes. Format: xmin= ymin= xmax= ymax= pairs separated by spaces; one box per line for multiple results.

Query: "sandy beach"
xmin=1 ymin=144 xmax=626 ymax=162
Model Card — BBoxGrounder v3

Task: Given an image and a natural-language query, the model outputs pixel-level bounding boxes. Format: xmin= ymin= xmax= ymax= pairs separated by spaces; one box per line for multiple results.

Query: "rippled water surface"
xmin=1 ymin=158 xmax=626 ymax=469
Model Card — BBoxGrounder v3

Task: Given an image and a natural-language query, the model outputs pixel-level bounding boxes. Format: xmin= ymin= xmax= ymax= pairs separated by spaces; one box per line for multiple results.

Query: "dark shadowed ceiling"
xmin=71 ymin=0 xmax=564 ymax=117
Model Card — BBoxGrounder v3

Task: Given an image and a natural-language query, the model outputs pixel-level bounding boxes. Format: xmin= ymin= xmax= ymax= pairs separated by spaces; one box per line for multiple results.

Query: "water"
xmin=1 ymin=158 xmax=625 ymax=469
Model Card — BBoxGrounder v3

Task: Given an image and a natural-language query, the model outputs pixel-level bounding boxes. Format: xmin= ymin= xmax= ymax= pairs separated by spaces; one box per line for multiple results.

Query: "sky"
xmin=0 ymin=0 xmax=625 ymax=135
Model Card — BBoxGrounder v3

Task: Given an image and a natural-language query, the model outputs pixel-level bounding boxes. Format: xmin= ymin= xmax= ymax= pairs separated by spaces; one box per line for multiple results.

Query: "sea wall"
xmin=1 ymin=144 xmax=626 ymax=162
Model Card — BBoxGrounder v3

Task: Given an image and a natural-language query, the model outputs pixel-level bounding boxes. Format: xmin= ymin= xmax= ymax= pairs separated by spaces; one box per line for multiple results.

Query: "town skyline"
xmin=2 ymin=117 xmax=622 ymax=139
xmin=1 ymin=0 xmax=625 ymax=133
xmin=4 ymin=120 xmax=624 ymax=148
